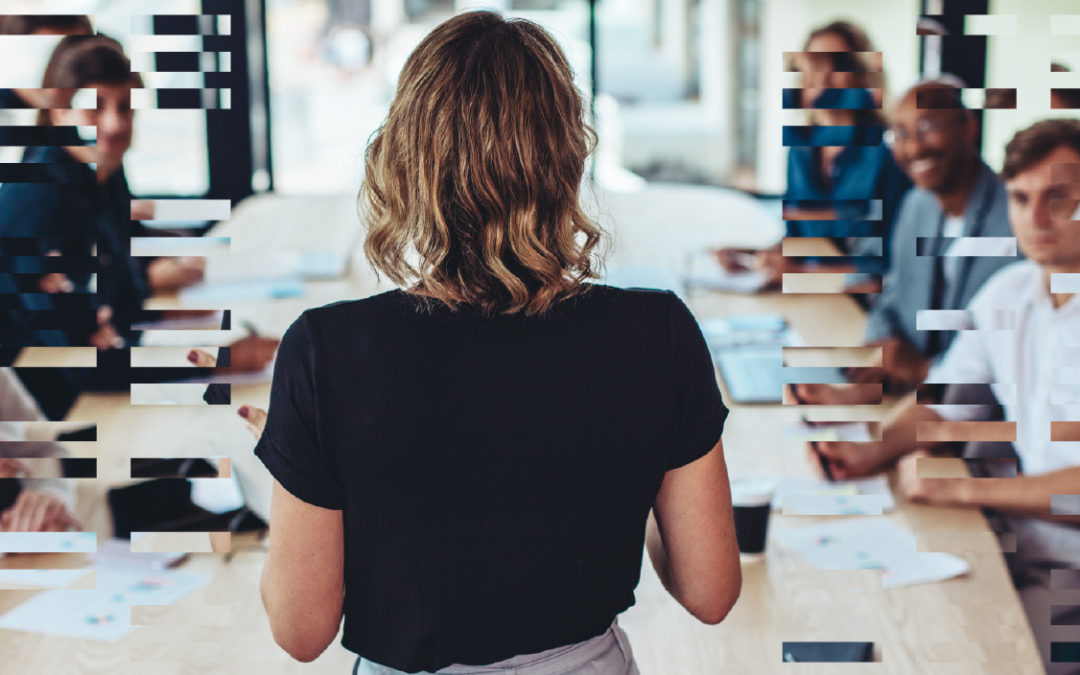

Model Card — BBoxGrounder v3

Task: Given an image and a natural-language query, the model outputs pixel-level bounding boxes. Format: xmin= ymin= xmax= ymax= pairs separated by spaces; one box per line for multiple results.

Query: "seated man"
xmin=793 ymin=79 xmax=1018 ymax=405
xmin=811 ymin=118 xmax=1080 ymax=675
xmin=0 ymin=367 xmax=78 ymax=531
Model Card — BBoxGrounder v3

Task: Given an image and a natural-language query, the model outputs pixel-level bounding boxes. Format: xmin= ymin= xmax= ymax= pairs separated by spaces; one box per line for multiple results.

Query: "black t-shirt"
xmin=254 ymin=285 xmax=728 ymax=672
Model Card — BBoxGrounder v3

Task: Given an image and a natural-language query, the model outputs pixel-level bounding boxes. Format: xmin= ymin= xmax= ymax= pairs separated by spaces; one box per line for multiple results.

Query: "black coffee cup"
xmin=730 ymin=479 xmax=774 ymax=555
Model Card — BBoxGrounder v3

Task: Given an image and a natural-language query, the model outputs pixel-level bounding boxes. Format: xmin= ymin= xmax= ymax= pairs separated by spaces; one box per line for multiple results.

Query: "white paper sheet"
xmin=0 ymin=566 xmax=209 ymax=642
xmin=773 ymin=517 xmax=970 ymax=589
xmin=0 ymin=568 xmax=93 ymax=589
xmin=772 ymin=474 xmax=896 ymax=514
xmin=0 ymin=532 xmax=97 ymax=553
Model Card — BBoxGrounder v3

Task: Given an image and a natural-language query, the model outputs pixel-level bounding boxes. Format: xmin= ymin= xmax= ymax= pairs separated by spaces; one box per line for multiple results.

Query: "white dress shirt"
xmin=928 ymin=260 xmax=1080 ymax=477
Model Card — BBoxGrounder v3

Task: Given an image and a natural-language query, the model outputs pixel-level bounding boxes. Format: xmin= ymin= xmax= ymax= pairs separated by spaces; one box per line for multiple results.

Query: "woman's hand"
xmin=37 ymin=250 xmax=74 ymax=294
xmin=188 ymin=348 xmax=218 ymax=368
xmin=89 ymin=306 xmax=125 ymax=350
xmin=238 ymin=406 xmax=267 ymax=439
xmin=0 ymin=458 xmax=30 ymax=479
xmin=186 ymin=349 xmax=269 ymax=439
xmin=0 ymin=490 xmax=80 ymax=532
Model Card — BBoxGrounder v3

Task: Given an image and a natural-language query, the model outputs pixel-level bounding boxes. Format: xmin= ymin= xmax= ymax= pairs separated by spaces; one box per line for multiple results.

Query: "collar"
xmin=960 ymin=158 xmax=1000 ymax=236
xmin=1035 ymin=269 xmax=1080 ymax=316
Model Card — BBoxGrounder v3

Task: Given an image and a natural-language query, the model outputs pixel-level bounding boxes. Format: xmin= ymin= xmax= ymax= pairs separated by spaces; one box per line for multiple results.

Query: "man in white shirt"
xmin=0 ymin=368 xmax=78 ymax=531
xmin=810 ymin=118 xmax=1080 ymax=675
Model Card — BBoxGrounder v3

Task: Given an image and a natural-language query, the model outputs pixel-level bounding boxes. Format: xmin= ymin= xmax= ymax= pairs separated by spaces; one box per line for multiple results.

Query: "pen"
xmin=789 ymin=384 xmax=835 ymax=481
xmin=808 ymin=439 xmax=835 ymax=482
xmin=242 ymin=320 xmax=259 ymax=337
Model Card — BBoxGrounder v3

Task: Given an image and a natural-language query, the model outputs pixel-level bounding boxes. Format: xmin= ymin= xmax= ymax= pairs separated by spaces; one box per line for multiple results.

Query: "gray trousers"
xmin=353 ymin=621 xmax=639 ymax=675
xmin=1002 ymin=520 xmax=1080 ymax=675
xmin=962 ymin=433 xmax=1080 ymax=675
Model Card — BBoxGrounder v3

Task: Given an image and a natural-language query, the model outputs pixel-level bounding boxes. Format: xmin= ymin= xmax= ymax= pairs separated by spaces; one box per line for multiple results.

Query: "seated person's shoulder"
xmin=0 ymin=182 xmax=69 ymax=237
xmin=970 ymin=259 xmax=1039 ymax=308
xmin=895 ymin=186 xmax=938 ymax=219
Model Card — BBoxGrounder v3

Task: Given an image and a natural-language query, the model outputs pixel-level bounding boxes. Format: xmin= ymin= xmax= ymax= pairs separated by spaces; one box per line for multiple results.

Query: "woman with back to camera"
xmin=252 ymin=11 xmax=741 ymax=674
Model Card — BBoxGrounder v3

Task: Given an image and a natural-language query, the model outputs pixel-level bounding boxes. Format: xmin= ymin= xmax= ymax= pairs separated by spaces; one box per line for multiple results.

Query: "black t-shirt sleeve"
xmin=666 ymin=294 xmax=728 ymax=470
xmin=254 ymin=313 xmax=345 ymax=510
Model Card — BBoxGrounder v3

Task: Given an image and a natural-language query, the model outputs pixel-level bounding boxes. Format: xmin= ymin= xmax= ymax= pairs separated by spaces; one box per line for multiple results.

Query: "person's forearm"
xmin=782 ymin=207 xmax=839 ymax=221
xmin=950 ymin=466 xmax=1080 ymax=523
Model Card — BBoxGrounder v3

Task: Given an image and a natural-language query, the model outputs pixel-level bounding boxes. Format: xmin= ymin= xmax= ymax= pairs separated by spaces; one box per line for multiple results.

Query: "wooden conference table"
xmin=0 ymin=185 xmax=1042 ymax=673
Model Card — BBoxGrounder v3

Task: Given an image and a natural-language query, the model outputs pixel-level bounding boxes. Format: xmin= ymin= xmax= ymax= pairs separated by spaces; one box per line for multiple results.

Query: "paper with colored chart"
xmin=772 ymin=475 xmax=896 ymax=515
xmin=0 ymin=531 xmax=97 ymax=553
xmin=0 ymin=568 xmax=93 ymax=589
xmin=0 ymin=566 xmax=209 ymax=642
xmin=774 ymin=517 xmax=970 ymax=589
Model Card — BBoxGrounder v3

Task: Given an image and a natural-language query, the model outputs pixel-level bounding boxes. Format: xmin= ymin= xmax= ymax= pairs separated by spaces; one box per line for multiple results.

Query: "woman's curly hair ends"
xmin=360 ymin=11 xmax=603 ymax=315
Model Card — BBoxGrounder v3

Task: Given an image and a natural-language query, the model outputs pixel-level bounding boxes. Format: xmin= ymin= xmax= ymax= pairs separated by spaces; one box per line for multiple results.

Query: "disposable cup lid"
xmin=730 ymin=478 xmax=775 ymax=506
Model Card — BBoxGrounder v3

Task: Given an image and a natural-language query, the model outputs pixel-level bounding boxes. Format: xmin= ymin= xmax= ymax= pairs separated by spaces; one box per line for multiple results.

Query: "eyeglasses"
xmin=884 ymin=117 xmax=947 ymax=146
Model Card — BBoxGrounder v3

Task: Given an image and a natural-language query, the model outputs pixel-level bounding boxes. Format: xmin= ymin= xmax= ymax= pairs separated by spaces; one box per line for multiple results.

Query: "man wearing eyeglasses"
xmin=792 ymin=80 xmax=1018 ymax=404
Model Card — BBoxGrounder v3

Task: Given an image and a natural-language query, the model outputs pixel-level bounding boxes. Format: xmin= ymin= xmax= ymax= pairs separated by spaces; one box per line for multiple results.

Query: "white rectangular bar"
xmin=0 ymin=532 xmax=96 ymax=553
xmin=136 ymin=329 xmax=233 ymax=347
xmin=130 ymin=383 xmax=214 ymax=406
xmin=916 ymin=309 xmax=1016 ymax=330
xmin=963 ymin=14 xmax=1017 ymax=35
xmin=782 ymin=494 xmax=886 ymax=516
xmin=1051 ymin=273 xmax=1080 ymax=293
xmin=1052 ymin=15 xmax=1080 ymax=35
xmin=941 ymin=237 xmax=1017 ymax=257
xmin=130 ymin=531 xmax=215 ymax=553
xmin=130 ymin=237 xmax=229 ymax=257
xmin=141 ymin=200 xmax=231 ymax=221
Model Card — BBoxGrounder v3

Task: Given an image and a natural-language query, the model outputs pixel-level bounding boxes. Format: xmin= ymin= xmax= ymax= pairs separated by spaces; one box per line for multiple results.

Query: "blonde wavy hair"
xmin=361 ymin=11 xmax=603 ymax=315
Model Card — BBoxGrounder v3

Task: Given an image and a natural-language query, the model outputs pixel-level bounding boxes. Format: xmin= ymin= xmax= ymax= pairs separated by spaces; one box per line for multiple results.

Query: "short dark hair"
xmin=1002 ymin=118 xmax=1080 ymax=181
xmin=0 ymin=14 xmax=92 ymax=35
xmin=38 ymin=34 xmax=142 ymax=125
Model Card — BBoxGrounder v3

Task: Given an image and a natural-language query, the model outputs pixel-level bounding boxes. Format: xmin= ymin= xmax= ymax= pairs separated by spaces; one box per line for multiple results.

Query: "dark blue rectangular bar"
xmin=781 ymin=641 xmax=875 ymax=662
